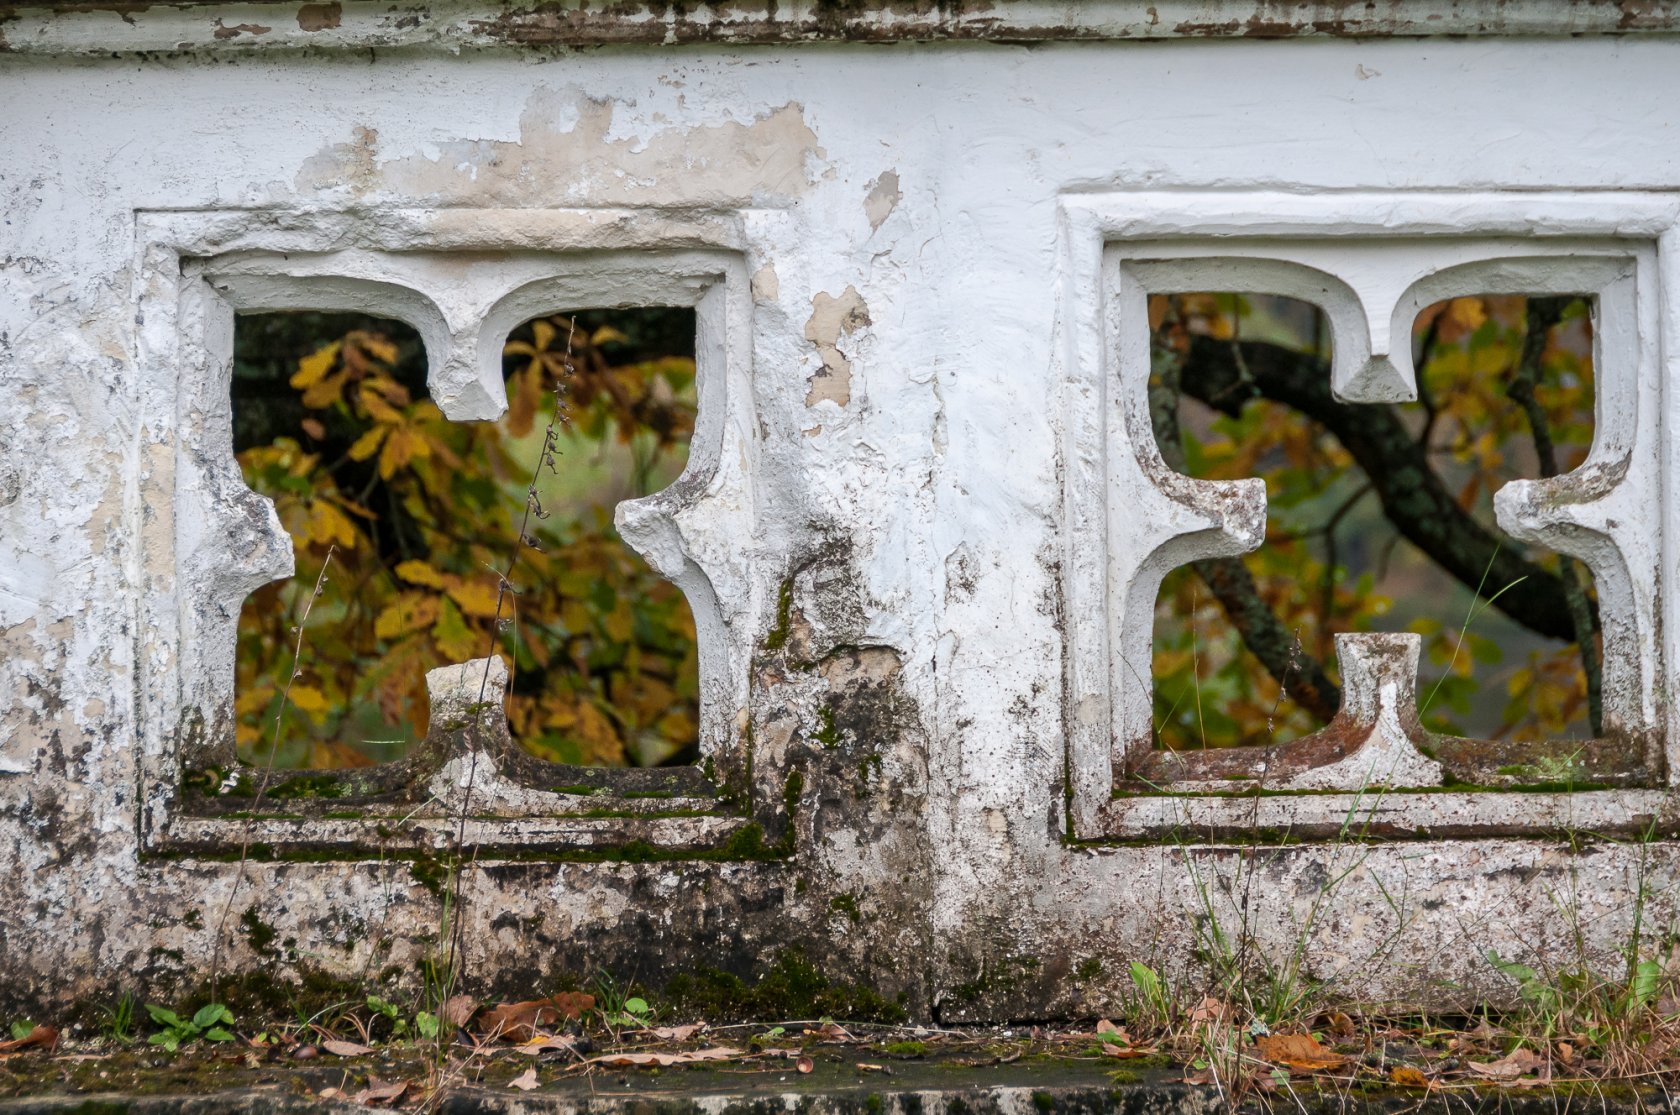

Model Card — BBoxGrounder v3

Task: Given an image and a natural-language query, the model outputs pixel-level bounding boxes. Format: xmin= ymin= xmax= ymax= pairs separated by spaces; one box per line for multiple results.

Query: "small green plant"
xmin=590 ymin=969 xmax=655 ymax=1031
xmin=367 ymin=994 xmax=413 ymax=1041
xmin=415 ymin=1011 xmax=440 ymax=1040
xmin=8 ymin=1021 xmax=34 ymax=1041
xmin=605 ymin=996 xmax=654 ymax=1029
xmin=145 ymin=1003 xmax=236 ymax=1052
xmin=1127 ymin=961 xmax=1172 ymax=1028
xmin=99 ymin=992 xmax=137 ymax=1043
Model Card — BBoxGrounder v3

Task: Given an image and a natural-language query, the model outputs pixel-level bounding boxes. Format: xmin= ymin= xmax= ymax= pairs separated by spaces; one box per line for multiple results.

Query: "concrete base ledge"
xmin=2 ymin=1068 xmax=1673 ymax=1115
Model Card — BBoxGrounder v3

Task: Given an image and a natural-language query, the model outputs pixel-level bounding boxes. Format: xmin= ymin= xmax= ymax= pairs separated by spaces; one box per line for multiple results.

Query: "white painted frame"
xmin=130 ymin=207 xmax=765 ymax=851
xmin=1058 ymin=191 xmax=1680 ymax=840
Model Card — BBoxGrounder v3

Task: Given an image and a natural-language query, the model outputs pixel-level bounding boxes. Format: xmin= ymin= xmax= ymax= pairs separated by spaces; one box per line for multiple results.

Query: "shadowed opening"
xmin=1149 ymin=292 xmax=1597 ymax=752
xmin=231 ymin=308 xmax=699 ymax=770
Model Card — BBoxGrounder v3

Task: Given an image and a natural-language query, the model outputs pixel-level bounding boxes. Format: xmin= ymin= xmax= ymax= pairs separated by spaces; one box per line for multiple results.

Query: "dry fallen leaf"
xmin=479 ymin=993 xmax=595 ymax=1043
xmin=442 ymin=995 xmax=479 ymax=1028
xmin=0 ymin=1026 xmax=58 ymax=1054
xmin=1254 ymin=1033 xmax=1346 ymax=1072
xmin=349 ymin=1078 xmax=408 ymax=1106
xmin=584 ymin=1046 xmax=743 ymax=1068
xmin=514 ymin=1034 xmax=578 ymax=1056
xmin=1465 ymin=1047 xmax=1546 ymax=1082
xmin=321 ymin=1039 xmax=374 ymax=1057
xmin=509 ymin=1067 xmax=539 ymax=1092
xmin=1326 ymin=1012 xmax=1356 ymax=1039
xmin=1100 ymin=1042 xmax=1156 ymax=1059
xmin=1390 ymin=1066 xmax=1432 ymax=1088
xmin=856 ymin=1062 xmax=887 ymax=1072
xmin=1096 ymin=1019 xmax=1124 ymax=1038
xmin=808 ymin=1022 xmax=856 ymax=1042
xmin=649 ymin=1023 xmax=702 ymax=1041
xmin=1187 ymin=998 xmax=1230 ymax=1026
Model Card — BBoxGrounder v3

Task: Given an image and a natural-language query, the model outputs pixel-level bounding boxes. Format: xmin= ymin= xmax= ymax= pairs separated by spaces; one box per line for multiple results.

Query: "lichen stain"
xmin=295 ymin=87 xmax=826 ymax=208
xmin=863 ymin=170 xmax=901 ymax=232
xmin=804 ymin=286 xmax=870 ymax=408
xmin=296 ymin=1 xmax=341 ymax=30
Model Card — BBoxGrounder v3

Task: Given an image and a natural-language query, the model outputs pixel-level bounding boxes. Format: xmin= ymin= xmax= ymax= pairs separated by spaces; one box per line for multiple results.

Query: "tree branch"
xmin=1505 ymin=295 xmax=1602 ymax=733
xmin=1150 ymin=349 xmax=1342 ymax=725
xmin=1178 ymin=333 xmax=1595 ymax=644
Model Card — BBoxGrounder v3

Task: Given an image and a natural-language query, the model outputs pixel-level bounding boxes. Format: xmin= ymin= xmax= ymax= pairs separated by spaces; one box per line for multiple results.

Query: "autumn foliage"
xmin=234 ymin=311 xmax=698 ymax=769
xmin=1152 ymin=292 xmax=1599 ymax=751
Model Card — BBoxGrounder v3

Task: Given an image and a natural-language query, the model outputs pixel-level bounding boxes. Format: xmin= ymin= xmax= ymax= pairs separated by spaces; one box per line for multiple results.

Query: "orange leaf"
xmin=1390 ymin=1066 xmax=1432 ymax=1088
xmin=1254 ymin=1033 xmax=1345 ymax=1072
xmin=477 ymin=993 xmax=595 ymax=1043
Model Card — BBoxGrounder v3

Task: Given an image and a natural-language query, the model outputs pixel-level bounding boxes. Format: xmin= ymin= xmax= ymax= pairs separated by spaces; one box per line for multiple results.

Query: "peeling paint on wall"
xmin=296 ymin=87 xmax=827 ymax=208
xmin=863 ymin=171 xmax=901 ymax=232
xmin=803 ymin=286 xmax=869 ymax=408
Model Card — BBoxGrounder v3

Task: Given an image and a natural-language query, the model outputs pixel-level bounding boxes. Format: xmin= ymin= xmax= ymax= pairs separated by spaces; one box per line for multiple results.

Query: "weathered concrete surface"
xmin=7 ymin=0 xmax=1680 ymax=57
xmin=7 ymin=6 xmax=1680 ymax=1022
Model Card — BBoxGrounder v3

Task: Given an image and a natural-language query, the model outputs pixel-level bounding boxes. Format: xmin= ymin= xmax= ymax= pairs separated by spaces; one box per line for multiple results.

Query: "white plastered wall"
xmin=5 ymin=24 xmax=1680 ymax=1014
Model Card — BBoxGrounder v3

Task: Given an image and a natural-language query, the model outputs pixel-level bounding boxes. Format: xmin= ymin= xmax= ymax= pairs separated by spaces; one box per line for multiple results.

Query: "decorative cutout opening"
xmin=231 ymin=308 xmax=699 ymax=771
xmin=1148 ymin=291 xmax=1598 ymax=756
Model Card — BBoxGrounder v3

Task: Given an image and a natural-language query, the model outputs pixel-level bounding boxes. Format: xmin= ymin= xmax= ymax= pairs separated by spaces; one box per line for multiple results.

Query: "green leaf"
xmin=205 ymin=1028 xmax=235 ymax=1042
xmin=192 ymin=1004 xmax=233 ymax=1031
xmin=145 ymin=1005 xmax=183 ymax=1028
xmin=8 ymin=1021 xmax=33 ymax=1041
xmin=1629 ymin=959 xmax=1663 ymax=1009
xmin=415 ymin=1012 xmax=440 ymax=1040
xmin=624 ymin=997 xmax=649 ymax=1015
xmin=1486 ymin=950 xmax=1538 ymax=985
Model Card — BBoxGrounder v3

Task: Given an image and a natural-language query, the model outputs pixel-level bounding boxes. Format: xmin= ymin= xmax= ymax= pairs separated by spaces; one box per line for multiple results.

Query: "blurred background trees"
xmin=1151 ymin=292 xmax=1599 ymax=752
xmin=233 ymin=308 xmax=699 ymax=769
xmin=230 ymin=291 xmax=1602 ymax=769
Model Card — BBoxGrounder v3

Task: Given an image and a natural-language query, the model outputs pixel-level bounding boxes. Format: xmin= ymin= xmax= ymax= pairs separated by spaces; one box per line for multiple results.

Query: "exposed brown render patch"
xmin=295 ymin=87 xmax=825 ymax=208
xmin=296 ymin=1 xmax=339 ymax=30
xmin=751 ymin=262 xmax=780 ymax=303
xmin=211 ymin=18 xmax=270 ymax=37
xmin=863 ymin=171 xmax=902 ymax=232
xmin=804 ymin=287 xmax=870 ymax=409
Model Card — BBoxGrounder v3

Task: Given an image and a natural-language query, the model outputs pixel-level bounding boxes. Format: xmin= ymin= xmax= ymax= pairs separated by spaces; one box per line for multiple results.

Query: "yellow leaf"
xmin=432 ymin=595 xmax=478 ymax=661
xmin=395 ymin=560 xmax=448 ymax=589
xmin=358 ymin=384 xmax=404 ymax=423
xmin=378 ymin=425 xmax=429 ymax=479
xmin=374 ymin=593 xmax=441 ymax=640
xmin=288 ymin=685 xmax=329 ymax=713
xmin=300 ymin=368 xmax=351 ymax=409
xmin=360 ymin=334 xmax=400 ymax=365
xmin=1444 ymin=296 xmax=1487 ymax=335
xmin=603 ymin=604 xmax=633 ymax=643
xmin=348 ymin=426 xmax=387 ymax=462
xmin=306 ymin=500 xmax=358 ymax=548
xmin=531 ymin=318 xmax=556 ymax=351
xmin=448 ymin=578 xmax=504 ymax=619
xmin=290 ymin=341 xmax=341 ymax=389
